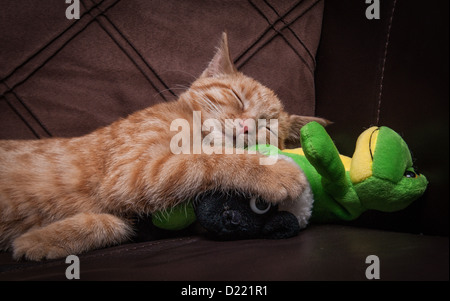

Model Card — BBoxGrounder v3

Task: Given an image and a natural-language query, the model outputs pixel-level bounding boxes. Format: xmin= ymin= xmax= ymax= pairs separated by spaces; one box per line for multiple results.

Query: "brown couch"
xmin=0 ymin=0 xmax=448 ymax=281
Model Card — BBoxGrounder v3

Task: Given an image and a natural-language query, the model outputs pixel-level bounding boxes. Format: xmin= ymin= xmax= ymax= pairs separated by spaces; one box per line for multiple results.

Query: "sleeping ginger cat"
xmin=0 ymin=33 xmax=327 ymax=261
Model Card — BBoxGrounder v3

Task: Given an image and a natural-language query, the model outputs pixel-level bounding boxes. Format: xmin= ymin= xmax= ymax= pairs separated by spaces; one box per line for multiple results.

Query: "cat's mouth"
xmin=234 ymin=132 xmax=252 ymax=148
xmin=227 ymin=132 xmax=257 ymax=149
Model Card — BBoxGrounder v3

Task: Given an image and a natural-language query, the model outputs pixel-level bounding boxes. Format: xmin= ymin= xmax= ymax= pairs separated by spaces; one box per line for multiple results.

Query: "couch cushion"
xmin=1 ymin=0 xmax=324 ymax=139
xmin=0 ymin=225 xmax=447 ymax=281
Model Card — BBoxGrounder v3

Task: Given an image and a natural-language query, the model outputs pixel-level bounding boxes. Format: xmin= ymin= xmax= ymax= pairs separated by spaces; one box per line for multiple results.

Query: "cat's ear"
xmin=200 ymin=32 xmax=237 ymax=78
xmin=284 ymin=115 xmax=332 ymax=148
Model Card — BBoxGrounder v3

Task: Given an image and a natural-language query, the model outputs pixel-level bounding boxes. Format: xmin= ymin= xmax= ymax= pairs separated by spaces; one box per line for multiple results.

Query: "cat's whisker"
xmin=195 ymin=95 xmax=215 ymax=114
xmin=198 ymin=91 xmax=224 ymax=115
xmin=173 ymin=84 xmax=192 ymax=91
xmin=208 ymin=88 xmax=226 ymax=115
xmin=153 ymin=87 xmax=189 ymax=99
xmin=197 ymin=94 xmax=222 ymax=116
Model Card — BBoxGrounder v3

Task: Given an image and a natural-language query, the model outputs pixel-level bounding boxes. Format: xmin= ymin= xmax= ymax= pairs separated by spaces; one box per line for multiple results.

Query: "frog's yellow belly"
xmin=282 ymin=148 xmax=352 ymax=171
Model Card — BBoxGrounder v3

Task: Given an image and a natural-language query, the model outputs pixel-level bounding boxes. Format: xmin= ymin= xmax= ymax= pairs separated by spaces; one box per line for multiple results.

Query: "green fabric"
xmin=372 ymin=127 xmax=413 ymax=183
xmin=299 ymin=122 xmax=427 ymax=221
xmin=300 ymin=120 xmax=349 ymax=196
xmin=355 ymin=126 xmax=427 ymax=212
xmin=152 ymin=202 xmax=196 ymax=230
xmin=355 ymin=169 xmax=428 ymax=212
xmin=298 ymin=122 xmax=364 ymax=221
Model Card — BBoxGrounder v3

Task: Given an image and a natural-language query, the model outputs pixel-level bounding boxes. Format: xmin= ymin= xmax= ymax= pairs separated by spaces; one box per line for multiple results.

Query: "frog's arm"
xmin=300 ymin=122 xmax=364 ymax=221
xmin=300 ymin=122 xmax=349 ymax=194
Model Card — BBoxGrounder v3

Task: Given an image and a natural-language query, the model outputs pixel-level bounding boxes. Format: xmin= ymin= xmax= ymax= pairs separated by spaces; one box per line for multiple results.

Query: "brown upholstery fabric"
xmin=0 ymin=0 xmax=323 ymax=140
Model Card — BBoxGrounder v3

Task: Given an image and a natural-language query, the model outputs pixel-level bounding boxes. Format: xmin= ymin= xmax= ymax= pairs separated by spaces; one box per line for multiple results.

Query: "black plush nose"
xmin=222 ymin=210 xmax=241 ymax=228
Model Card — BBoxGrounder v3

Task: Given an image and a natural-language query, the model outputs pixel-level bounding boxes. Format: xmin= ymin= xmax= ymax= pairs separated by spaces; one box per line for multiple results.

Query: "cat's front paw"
xmin=253 ymin=156 xmax=308 ymax=204
xmin=12 ymin=232 xmax=69 ymax=261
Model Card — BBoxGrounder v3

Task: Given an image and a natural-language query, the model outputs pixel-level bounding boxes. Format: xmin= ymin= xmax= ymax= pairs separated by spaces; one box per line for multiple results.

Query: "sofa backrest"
xmin=0 ymin=0 xmax=323 ymax=139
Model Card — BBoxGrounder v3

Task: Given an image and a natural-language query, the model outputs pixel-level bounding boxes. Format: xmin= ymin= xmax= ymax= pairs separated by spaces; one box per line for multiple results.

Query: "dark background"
xmin=315 ymin=0 xmax=449 ymax=235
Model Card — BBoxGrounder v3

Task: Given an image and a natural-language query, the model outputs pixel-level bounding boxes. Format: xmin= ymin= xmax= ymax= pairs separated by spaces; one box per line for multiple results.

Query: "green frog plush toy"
xmin=269 ymin=121 xmax=428 ymax=222
xmin=152 ymin=121 xmax=428 ymax=233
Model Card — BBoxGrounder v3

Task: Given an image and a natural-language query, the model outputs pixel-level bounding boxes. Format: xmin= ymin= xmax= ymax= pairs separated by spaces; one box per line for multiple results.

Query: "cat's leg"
xmin=12 ymin=212 xmax=132 ymax=261
xmin=147 ymin=151 xmax=309 ymax=207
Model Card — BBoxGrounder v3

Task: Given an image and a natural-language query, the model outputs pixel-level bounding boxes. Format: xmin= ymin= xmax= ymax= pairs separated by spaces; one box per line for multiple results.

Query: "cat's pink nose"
xmin=239 ymin=120 xmax=250 ymax=134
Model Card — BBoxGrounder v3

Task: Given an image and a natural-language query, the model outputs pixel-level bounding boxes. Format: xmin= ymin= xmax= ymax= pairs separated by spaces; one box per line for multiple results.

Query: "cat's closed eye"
xmin=230 ymin=89 xmax=244 ymax=109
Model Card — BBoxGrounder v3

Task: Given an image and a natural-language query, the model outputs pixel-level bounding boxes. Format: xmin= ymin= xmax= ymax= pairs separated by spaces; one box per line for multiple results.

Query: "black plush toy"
xmin=141 ymin=191 xmax=300 ymax=241
xmin=194 ymin=191 xmax=300 ymax=240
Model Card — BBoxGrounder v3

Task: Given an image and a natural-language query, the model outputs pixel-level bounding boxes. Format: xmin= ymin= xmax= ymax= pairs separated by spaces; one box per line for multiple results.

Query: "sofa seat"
xmin=0 ymin=224 xmax=447 ymax=281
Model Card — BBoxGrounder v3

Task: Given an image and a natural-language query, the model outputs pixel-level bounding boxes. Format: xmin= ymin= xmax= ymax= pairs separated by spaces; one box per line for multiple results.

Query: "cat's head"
xmin=180 ymin=32 xmax=330 ymax=149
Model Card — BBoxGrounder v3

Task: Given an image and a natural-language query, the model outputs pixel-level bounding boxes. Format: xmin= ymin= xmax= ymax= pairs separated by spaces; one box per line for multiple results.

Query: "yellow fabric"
xmin=340 ymin=155 xmax=352 ymax=171
xmin=349 ymin=127 xmax=379 ymax=183
xmin=283 ymin=148 xmax=305 ymax=156
xmin=283 ymin=148 xmax=352 ymax=171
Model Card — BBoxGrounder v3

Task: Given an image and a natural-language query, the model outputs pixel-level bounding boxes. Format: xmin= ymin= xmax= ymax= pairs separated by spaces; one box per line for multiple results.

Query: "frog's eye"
xmin=404 ymin=170 xmax=417 ymax=178
xmin=249 ymin=197 xmax=271 ymax=214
